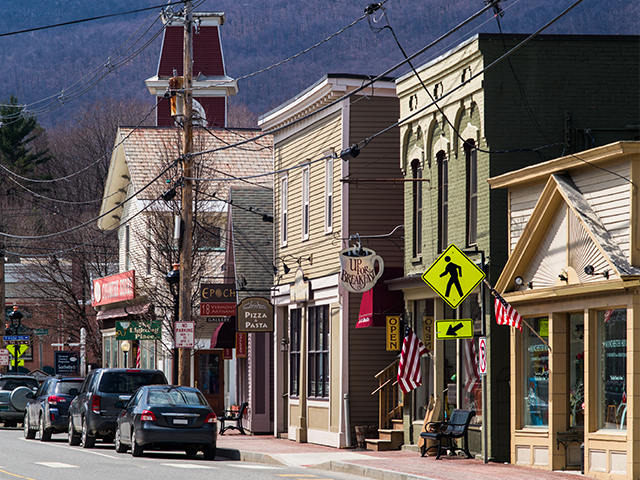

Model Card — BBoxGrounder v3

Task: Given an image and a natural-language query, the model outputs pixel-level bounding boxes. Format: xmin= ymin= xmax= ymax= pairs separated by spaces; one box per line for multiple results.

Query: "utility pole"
xmin=179 ymin=0 xmax=194 ymax=386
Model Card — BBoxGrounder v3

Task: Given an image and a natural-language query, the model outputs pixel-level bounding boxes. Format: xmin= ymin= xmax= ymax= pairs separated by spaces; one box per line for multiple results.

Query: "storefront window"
xmin=289 ymin=308 xmax=301 ymax=397
xmin=105 ymin=337 xmax=112 ymax=368
xmin=308 ymin=305 xmax=329 ymax=398
xmin=523 ymin=317 xmax=549 ymax=427
xmin=569 ymin=314 xmax=584 ymax=428
xmin=597 ymin=308 xmax=627 ymax=430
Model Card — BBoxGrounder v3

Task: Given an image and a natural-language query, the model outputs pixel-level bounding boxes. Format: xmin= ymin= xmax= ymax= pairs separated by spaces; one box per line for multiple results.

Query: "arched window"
xmin=437 ymin=151 xmax=448 ymax=252
xmin=465 ymin=140 xmax=477 ymax=246
xmin=411 ymin=159 xmax=422 ymax=258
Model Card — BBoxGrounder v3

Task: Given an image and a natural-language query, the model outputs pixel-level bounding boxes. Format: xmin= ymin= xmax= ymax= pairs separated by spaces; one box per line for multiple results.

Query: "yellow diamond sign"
xmin=422 ymin=244 xmax=485 ymax=309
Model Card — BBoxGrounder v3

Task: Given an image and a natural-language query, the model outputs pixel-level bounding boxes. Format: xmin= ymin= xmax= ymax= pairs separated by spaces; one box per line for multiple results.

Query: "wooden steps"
xmin=365 ymin=426 xmax=404 ymax=451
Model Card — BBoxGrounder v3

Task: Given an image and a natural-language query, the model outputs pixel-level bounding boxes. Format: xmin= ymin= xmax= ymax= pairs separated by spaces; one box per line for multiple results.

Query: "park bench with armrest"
xmin=420 ymin=409 xmax=476 ymax=459
xmin=219 ymin=402 xmax=249 ymax=435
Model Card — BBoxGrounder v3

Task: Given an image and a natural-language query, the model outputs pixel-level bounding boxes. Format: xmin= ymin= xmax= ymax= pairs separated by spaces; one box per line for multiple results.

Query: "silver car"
xmin=0 ymin=374 xmax=39 ymax=428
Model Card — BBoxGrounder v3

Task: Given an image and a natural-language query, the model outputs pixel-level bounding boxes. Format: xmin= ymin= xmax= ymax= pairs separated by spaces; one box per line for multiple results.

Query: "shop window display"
xmin=523 ymin=317 xmax=549 ymax=427
xmin=597 ymin=308 xmax=627 ymax=430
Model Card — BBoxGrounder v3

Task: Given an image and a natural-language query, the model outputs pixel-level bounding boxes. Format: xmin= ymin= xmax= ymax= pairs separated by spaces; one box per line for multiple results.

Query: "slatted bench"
xmin=420 ymin=409 xmax=476 ymax=460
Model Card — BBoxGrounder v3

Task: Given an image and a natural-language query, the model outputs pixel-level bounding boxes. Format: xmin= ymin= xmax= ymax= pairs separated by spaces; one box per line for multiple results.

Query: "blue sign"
xmin=3 ymin=335 xmax=30 ymax=342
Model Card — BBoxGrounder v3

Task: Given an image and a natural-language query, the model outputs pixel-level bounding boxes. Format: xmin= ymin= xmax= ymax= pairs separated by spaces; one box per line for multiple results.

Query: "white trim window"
xmin=324 ymin=157 xmax=333 ymax=233
xmin=281 ymin=176 xmax=288 ymax=246
xmin=301 ymin=166 xmax=310 ymax=241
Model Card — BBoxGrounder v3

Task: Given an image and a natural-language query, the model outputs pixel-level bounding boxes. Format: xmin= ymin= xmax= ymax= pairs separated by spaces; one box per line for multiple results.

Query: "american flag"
xmin=397 ymin=326 xmax=428 ymax=394
xmin=492 ymin=287 xmax=523 ymax=332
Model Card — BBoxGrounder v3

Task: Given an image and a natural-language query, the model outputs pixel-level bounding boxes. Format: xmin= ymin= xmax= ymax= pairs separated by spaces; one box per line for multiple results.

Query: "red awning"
xmin=356 ymin=282 xmax=403 ymax=329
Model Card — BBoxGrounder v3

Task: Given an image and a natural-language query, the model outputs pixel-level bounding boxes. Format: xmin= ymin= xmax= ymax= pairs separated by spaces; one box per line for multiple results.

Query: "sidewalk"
xmin=216 ymin=432 xmax=588 ymax=480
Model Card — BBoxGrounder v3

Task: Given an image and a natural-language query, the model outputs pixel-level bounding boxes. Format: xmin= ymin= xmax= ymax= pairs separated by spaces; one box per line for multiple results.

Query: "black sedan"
xmin=114 ymin=385 xmax=217 ymax=460
xmin=24 ymin=376 xmax=84 ymax=441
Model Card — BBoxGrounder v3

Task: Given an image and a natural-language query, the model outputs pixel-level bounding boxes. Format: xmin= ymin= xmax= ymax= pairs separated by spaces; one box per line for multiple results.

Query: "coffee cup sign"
xmin=339 ymin=247 xmax=384 ymax=293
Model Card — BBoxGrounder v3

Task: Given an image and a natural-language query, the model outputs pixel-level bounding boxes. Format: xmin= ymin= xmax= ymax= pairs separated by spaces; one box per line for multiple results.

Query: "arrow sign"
xmin=435 ymin=319 xmax=474 ymax=340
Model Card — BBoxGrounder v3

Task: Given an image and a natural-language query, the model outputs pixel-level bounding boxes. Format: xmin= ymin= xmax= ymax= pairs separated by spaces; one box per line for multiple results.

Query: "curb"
xmin=216 ymin=447 xmax=286 ymax=466
xmin=313 ymin=460 xmax=439 ymax=480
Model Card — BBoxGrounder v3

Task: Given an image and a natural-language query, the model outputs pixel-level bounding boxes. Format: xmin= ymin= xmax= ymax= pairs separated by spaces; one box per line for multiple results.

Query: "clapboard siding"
xmin=274 ymin=111 xmax=343 ymax=281
xmin=573 ymin=161 xmax=631 ymax=260
xmin=509 ymin=183 xmax=545 ymax=253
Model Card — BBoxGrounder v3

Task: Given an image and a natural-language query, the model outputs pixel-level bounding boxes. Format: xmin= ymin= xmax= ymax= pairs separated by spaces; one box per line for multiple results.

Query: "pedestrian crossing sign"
xmin=422 ymin=244 xmax=485 ymax=309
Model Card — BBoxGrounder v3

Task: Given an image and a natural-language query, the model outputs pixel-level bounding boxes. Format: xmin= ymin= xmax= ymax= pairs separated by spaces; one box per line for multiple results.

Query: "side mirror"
xmin=68 ymin=388 xmax=78 ymax=397
xmin=114 ymin=401 xmax=125 ymax=409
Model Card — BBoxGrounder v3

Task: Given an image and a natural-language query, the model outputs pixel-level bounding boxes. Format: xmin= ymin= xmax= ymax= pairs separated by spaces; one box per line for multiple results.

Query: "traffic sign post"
xmin=421 ymin=244 xmax=486 ymax=309
xmin=478 ymin=337 xmax=487 ymax=375
xmin=435 ymin=319 xmax=474 ymax=340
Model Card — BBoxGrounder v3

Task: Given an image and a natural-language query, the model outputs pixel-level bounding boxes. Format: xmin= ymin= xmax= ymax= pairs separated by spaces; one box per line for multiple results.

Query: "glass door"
xmin=196 ymin=350 xmax=224 ymax=415
xmin=568 ymin=313 xmax=585 ymax=428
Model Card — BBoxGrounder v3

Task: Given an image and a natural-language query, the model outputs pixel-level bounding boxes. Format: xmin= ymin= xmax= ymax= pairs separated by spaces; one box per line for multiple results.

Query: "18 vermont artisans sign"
xmin=237 ymin=297 xmax=274 ymax=332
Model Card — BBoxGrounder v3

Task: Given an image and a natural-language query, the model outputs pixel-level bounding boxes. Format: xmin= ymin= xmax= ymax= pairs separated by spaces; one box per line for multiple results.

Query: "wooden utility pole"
xmin=178 ymin=0 xmax=194 ymax=386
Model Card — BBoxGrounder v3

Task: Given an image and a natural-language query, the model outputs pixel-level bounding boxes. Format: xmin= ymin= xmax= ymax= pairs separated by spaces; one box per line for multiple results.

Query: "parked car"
xmin=24 ymin=376 xmax=84 ymax=441
xmin=0 ymin=374 xmax=39 ymax=428
xmin=68 ymin=368 xmax=168 ymax=448
xmin=114 ymin=385 xmax=217 ymax=460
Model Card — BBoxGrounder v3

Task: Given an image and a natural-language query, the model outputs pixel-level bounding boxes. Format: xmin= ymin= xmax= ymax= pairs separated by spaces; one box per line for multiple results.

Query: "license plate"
xmin=173 ymin=418 xmax=188 ymax=425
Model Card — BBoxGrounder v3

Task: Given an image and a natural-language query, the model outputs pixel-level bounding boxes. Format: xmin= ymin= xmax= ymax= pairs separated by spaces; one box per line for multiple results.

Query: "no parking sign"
xmin=478 ymin=337 xmax=487 ymax=375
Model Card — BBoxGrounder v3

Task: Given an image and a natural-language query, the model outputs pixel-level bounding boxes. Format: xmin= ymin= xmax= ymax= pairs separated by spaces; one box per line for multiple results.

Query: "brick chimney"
xmin=145 ymin=12 xmax=238 ymax=127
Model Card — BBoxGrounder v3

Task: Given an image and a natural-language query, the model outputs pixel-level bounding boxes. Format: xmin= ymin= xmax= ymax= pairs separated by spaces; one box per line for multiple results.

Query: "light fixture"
xmin=558 ymin=273 xmax=568 ymax=283
xmin=514 ymin=276 xmax=533 ymax=289
xmin=166 ymin=263 xmax=180 ymax=285
xmin=161 ymin=187 xmax=176 ymax=202
xmin=339 ymin=144 xmax=360 ymax=161
xmin=584 ymin=265 xmax=610 ymax=279
xmin=273 ymin=257 xmax=291 ymax=275
xmin=280 ymin=338 xmax=289 ymax=352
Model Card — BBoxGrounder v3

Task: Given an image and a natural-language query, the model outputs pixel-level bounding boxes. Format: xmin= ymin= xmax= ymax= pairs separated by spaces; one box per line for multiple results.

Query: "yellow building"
xmin=489 ymin=141 xmax=640 ymax=478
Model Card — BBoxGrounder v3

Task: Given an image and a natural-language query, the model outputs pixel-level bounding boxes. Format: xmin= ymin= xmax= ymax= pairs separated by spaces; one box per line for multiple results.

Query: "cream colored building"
xmin=259 ymin=74 xmax=404 ymax=447
xmin=489 ymin=141 xmax=640 ymax=478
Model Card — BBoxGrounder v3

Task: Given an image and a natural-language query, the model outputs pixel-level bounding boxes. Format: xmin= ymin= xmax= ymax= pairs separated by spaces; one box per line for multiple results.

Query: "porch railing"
xmin=372 ymin=359 xmax=402 ymax=429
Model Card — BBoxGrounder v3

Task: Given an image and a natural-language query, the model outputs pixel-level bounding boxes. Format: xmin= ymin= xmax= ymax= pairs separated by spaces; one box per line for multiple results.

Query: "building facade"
xmin=489 ymin=141 xmax=640 ymax=479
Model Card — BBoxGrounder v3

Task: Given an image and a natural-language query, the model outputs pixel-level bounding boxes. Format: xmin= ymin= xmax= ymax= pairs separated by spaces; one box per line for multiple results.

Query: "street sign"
xmin=435 ymin=319 xmax=474 ymax=340
xmin=0 ymin=349 xmax=9 ymax=366
xmin=3 ymin=335 xmax=30 ymax=344
xmin=175 ymin=321 xmax=195 ymax=348
xmin=422 ymin=244 xmax=485 ymax=309
xmin=33 ymin=328 xmax=49 ymax=336
xmin=479 ymin=337 xmax=487 ymax=375
xmin=7 ymin=344 xmax=28 ymax=367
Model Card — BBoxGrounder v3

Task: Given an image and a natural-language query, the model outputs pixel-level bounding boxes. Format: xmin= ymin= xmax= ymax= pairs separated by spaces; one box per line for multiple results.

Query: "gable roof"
xmin=98 ymin=126 xmax=273 ymax=230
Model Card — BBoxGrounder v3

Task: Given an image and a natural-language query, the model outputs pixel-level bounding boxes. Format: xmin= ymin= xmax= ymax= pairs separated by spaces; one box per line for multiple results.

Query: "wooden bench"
xmin=219 ymin=402 xmax=248 ymax=435
xmin=420 ymin=409 xmax=476 ymax=459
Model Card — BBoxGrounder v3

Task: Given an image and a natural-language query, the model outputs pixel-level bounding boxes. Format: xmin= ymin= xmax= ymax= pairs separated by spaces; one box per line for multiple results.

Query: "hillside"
xmin=0 ymin=0 xmax=638 ymax=126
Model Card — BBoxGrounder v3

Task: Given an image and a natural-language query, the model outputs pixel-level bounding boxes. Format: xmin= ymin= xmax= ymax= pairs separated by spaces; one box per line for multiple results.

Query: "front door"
xmin=196 ymin=350 xmax=224 ymax=415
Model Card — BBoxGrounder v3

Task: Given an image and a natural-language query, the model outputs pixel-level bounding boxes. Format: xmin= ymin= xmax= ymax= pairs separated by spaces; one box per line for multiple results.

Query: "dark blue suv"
xmin=68 ymin=369 xmax=167 ymax=448
xmin=24 ymin=376 xmax=84 ymax=441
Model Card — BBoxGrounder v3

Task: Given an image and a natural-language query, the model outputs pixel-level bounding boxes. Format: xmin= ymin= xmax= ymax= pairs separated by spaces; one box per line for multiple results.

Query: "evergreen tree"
xmin=0 ymin=95 xmax=50 ymax=176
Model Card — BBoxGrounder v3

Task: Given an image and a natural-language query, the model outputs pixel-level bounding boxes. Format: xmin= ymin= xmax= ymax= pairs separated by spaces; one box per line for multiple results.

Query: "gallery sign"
xmin=92 ymin=270 xmax=135 ymax=307
xmin=200 ymin=283 xmax=237 ymax=316
xmin=237 ymin=297 xmax=274 ymax=332
xmin=339 ymin=247 xmax=384 ymax=293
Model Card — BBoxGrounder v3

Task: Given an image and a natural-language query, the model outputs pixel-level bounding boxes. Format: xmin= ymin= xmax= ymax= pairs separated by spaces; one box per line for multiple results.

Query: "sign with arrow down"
xmin=435 ymin=319 xmax=474 ymax=340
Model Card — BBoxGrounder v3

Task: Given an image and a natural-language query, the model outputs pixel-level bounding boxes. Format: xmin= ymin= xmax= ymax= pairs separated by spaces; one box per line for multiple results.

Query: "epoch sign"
xmin=237 ymin=297 xmax=274 ymax=332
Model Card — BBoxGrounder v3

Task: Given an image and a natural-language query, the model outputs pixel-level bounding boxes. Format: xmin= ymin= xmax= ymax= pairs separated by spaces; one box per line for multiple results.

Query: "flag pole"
xmin=482 ymin=279 xmax=551 ymax=352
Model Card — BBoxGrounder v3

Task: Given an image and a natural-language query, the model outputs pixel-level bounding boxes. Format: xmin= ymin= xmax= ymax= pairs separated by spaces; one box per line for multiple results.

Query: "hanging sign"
xmin=290 ymin=268 xmax=310 ymax=303
xmin=200 ymin=283 xmax=237 ymax=316
xmin=116 ymin=320 xmax=161 ymax=340
xmin=237 ymin=297 xmax=274 ymax=332
xmin=92 ymin=270 xmax=135 ymax=307
xmin=236 ymin=332 xmax=247 ymax=358
xmin=339 ymin=246 xmax=384 ymax=293
xmin=386 ymin=316 xmax=401 ymax=351
xmin=423 ymin=316 xmax=434 ymax=351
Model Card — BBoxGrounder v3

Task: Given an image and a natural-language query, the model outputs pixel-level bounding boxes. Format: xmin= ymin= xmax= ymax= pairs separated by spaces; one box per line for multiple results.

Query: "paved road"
xmin=0 ymin=426 xmax=365 ymax=480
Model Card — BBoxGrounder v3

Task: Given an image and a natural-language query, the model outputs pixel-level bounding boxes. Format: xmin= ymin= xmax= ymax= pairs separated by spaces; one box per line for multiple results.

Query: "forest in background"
xmin=0 ymin=0 xmax=638 ymax=127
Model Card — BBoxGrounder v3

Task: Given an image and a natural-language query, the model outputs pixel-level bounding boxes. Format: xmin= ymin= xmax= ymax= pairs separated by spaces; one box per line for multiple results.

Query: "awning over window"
xmin=356 ymin=279 xmax=404 ymax=329
xmin=97 ymin=303 xmax=151 ymax=321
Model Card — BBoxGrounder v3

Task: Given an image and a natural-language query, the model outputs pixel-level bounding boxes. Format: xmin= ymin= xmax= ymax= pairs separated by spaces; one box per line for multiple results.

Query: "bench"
xmin=219 ymin=402 xmax=249 ymax=435
xmin=420 ymin=409 xmax=476 ymax=459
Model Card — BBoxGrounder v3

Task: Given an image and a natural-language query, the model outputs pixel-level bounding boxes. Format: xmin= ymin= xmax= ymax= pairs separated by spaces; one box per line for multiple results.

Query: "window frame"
xmin=465 ymin=140 xmax=478 ymax=246
xmin=437 ymin=151 xmax=448 ymax=252
xmin=411 ymin=159 xmax=423 ymax=258
xmin=280 ymin=176 xmax=288 ymax=246
xmin=522 ymin=316 xmax=549 ymax=428
xmin=301 ymin=166 xmax=310 ymax=241
xmin=289 ymin=308 xmax=301 ymax=398
xmin=324 ymin=157 xmax=333 ymax=233
xmin=308 ymin=304 xmax=329 ymax=399
xmin=124 ymin=224 xmax=130 ymax=270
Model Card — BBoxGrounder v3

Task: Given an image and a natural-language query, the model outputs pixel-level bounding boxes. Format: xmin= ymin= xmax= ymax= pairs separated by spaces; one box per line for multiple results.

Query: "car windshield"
xmin=99 ymin=372 xmax=167 ymax=394
xmin=55 ymin=381 xmax=83 ymax=395
xmin=0 ymin=378 xmax=38 ymax=391
xmin=147 ymin=388 xmax=208 ymax=406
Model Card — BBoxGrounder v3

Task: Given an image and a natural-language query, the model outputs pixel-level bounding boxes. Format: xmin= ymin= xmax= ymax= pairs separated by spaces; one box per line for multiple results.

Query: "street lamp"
xmin=121 ymin=340 xmax=130 ymax=368
xmin=165 ymin=263 xmax=180 ymax=384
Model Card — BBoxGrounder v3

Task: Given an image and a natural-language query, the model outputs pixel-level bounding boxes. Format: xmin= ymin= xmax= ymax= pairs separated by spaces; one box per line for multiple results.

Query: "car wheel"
xmin=39 ymin=415 xmax=52 ymax=442
xmin=81 ymin=417 xmax=96 ymax=449
xmin=23 ymin=413 xmax=36 ymax=439
xmin=203 ymin=444 xmax=216 ymax=461
xmin=114 ymin=427 xmax=127 ymax=453
xmin=68 ymin=418 xmax=81 ymax=446
xmin=185 ymin=447 xmax=198 ymax=457
xmin=130 ymin=428 xmax=144 ymax=457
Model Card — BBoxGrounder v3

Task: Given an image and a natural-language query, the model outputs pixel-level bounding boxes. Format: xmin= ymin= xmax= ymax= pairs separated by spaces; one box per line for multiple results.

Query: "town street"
xmin=0 ymin=427 xmax=364 ymax=480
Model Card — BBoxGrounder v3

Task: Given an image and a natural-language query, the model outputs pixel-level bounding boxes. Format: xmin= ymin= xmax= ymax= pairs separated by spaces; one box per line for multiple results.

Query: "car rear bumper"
xmin=137 ymin=422 xmax=217 ymax=446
